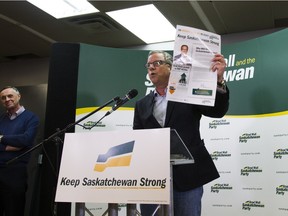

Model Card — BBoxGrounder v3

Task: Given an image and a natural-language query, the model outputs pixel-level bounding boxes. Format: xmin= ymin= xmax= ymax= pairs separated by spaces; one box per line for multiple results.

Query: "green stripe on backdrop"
xmin=222 ymin=28 xmax=288 ymax=115
xmin=77 ymin=28 xmax=288 ymax=116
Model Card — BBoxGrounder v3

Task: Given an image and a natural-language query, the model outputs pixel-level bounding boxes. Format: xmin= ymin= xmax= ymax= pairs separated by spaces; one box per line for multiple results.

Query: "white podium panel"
xmin=55 ymin=128 xmax=170 ymax=205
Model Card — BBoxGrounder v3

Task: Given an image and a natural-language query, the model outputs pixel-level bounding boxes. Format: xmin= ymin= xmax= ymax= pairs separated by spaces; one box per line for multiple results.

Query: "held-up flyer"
xmin=167 ymin=25 xmax=221 ymax=106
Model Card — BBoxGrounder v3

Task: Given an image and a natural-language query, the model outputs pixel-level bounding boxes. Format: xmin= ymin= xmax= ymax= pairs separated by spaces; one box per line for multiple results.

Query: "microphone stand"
xmin=6 ymin=96 xmax=120 ymax=165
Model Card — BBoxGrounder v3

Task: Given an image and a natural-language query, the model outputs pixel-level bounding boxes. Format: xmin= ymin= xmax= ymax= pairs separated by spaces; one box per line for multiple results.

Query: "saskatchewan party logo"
xmin=241 ymin=166 xmax=262 ymax=176
xmin=242 ymin=201 xmax=264 ymax=211
xmin=274 ymin=149 xmax=288 ymax=159
xmin=211 ymin=151 xmax=231 ymax=160
xmin=276 ymin=185 xmax=288 ymax=195
xmin=82 ymin=121 xmax=106 ymax=130
xmin=211 ymin=183 xmax=233 ymax=193
xmin=239 ymin=133 xmax=260 ymax=143
xmin=209 ymin=119 xmax=230 ymax=129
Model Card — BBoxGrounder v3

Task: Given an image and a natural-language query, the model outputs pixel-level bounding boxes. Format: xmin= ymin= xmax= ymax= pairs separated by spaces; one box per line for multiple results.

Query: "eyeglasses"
xmin=144 ymin=60 xmax=168 ymax=69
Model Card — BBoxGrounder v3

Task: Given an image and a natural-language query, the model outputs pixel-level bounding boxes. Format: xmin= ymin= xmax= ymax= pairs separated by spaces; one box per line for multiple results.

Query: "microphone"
xmin=105 ymin=89 xmax=138 ymax=116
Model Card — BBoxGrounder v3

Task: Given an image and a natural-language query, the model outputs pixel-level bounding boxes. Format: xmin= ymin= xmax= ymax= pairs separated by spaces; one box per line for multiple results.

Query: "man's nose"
xmin=148 ymin=68 xmax=155 ymax=75
xmin=148 ymin=64 xmax=156 ymax=71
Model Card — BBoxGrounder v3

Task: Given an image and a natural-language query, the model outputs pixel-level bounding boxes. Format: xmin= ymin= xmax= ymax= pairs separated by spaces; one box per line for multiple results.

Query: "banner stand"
xmin=105 ymin=204 xmax=118 ymax=216
xmin=75 ymin=203 xmax=85 ymax=216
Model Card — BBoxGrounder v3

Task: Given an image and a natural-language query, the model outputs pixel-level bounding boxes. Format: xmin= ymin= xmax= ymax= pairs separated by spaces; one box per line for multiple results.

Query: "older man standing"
xmin=0 ymin=86 xmax=39 ymax=216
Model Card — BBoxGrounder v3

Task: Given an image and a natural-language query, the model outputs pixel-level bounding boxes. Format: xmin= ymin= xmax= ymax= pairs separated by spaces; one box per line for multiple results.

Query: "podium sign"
xmin=55 ymin=128 xmax=170 ymax=204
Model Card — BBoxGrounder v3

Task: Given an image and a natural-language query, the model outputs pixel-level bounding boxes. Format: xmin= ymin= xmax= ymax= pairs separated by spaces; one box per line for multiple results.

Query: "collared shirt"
xmin=152 ymin=85 xmax=226 ymax=127
xmin=153 ymin=90 xmax=168 ymax=127
xmin=8 ymin=106 xmax=25 ymax=120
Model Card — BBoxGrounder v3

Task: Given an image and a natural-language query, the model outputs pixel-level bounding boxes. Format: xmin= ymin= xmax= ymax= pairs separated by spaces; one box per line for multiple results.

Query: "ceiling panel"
xmin=0 ymin=1 xmax=288 ymax=62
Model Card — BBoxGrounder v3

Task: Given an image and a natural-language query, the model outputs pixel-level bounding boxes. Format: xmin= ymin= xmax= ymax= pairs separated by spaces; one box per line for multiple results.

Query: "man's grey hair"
xmin=148 ymin=50 xmax=173 ymax=66
xmin=0 ymin=86 xmax=20 ymax=94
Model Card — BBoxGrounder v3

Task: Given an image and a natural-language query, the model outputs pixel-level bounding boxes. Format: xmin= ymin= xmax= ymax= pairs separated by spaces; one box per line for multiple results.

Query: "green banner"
xmin=77 ymin=28 xmax=288 ymax=116
xmin=222 ymin=28 xmax=288 ymax=115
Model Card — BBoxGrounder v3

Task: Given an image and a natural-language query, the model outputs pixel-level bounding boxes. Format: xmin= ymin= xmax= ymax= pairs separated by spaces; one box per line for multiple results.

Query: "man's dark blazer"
xmin=133 ymin=88 xmax=229 ymax=191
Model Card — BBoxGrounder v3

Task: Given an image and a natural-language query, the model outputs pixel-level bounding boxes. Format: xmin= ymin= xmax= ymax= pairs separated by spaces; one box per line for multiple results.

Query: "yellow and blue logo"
xmin=94 ymin=141 xmax=135 ymax=172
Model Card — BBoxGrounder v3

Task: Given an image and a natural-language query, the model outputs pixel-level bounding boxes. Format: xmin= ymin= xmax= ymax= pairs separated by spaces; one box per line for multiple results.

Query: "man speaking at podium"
xmin=133 ymin=50 xmax=229 ymax=216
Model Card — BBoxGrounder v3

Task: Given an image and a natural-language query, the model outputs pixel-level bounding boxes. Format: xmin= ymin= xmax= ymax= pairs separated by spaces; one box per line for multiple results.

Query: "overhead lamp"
xmin=106 ymin=4 xmax=176 ymax=44
xmin=27 ymin=0 xmax=99 ymax=19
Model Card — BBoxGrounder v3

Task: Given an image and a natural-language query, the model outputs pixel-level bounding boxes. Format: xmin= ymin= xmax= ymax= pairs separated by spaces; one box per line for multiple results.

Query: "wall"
xmin=0 ymin=57 xmax=49 ymax=87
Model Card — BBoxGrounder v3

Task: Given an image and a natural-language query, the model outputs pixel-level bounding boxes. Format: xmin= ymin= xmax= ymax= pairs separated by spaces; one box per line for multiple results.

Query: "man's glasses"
xmin=145 ymin=60 xmax=168 ymax=69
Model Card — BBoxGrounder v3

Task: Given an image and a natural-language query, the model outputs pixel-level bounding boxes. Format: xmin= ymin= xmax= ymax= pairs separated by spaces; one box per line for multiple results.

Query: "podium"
xmin=73 ymin=129 xmax=194 ymax=216
xmin=170 ymin=129 xmax=194 ymax=165
xmin=155 ymin=129 xmax=194 ymax=216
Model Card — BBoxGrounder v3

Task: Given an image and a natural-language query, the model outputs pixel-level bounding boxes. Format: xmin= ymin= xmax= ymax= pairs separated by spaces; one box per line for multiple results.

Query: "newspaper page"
xmin=167 ymin=25 xmax=221 ymax=106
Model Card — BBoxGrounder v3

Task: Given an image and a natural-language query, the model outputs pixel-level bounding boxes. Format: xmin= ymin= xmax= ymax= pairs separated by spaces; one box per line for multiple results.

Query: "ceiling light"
xmin=27 ymin=0 xmax=99 ymax=19
xmin=106 ymin=4 xmax=175 ymax=44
